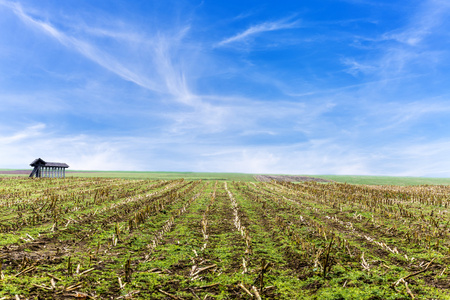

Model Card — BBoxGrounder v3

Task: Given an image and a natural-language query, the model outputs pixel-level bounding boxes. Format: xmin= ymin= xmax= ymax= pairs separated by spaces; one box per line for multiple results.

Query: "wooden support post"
xmin=29 ymin=166 xmax=37 ymax=178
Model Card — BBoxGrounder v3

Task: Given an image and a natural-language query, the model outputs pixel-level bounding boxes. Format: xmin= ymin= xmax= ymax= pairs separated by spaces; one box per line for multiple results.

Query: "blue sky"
xmin=1 ymin=0 xmax=450 ymax=176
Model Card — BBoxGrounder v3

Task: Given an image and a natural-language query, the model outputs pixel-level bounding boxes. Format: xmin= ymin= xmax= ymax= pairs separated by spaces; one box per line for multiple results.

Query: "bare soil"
xmin=0 ymin=170 xmax=31 ymax=174
xmin=254 ymin=175 xmax=332 ymax=183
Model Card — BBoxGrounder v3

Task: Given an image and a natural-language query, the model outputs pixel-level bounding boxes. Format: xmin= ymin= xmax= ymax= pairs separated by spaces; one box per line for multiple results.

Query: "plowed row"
xmin=0 ymin=177 xmax=449 ymax=299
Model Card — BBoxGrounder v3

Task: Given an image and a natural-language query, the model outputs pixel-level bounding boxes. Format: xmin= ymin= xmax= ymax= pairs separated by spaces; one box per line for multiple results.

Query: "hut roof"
xmin=45 ymin=162 xmax=70 ymax=168
xmin=30 ymin=158 xmax=45 ymax=166
xmin=30 ymin=158 xmax=69 ymax=168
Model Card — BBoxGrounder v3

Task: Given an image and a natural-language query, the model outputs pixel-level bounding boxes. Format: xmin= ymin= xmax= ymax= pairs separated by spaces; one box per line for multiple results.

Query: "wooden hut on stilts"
xmin=29 ymin=158 xmax=69 ymax=178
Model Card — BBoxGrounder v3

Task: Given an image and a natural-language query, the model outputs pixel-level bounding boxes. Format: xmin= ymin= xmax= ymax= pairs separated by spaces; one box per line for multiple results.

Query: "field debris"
xmin=0 ymin=177 xmax=449 ymax=298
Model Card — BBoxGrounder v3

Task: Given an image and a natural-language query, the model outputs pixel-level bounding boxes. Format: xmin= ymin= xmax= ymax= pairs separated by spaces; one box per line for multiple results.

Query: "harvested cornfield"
xmin=0 ymin=177 xmax=449 ymax=299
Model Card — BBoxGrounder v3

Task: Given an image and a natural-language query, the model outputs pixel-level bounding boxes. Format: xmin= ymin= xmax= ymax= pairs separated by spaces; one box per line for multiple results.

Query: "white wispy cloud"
xmin=152 ymin=30 xmax=199 ymax=106
xmin=284 ymin=75 xmax=423 ymax=98
xmin=0 ymin=1 xmax=307 ymax=138
xmin=344 ymin=0 xmax=450 ymax=79
xmin=382 ymin=0 xmax=450 ymax=46
xmin=0 ymin=0 xmax=200 ymax=107
xmin=0 ymin=123 xmax=46 ymax=144
xmin=5 ymin=2 xmax=162 ymax=91
xmin=341 ymin=58 xmax=377 ymax=76
xmin=77 ymin=24 xmax=145 ymax=43
xmin=370 ymin=99 xmax=450 ymax=132
xmin=217 ymin=17 xmax=300 ymax=46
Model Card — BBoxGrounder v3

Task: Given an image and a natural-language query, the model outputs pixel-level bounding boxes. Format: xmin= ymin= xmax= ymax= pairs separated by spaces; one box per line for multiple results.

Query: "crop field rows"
xmin=0 ymin=177 xmax=449 ymax=299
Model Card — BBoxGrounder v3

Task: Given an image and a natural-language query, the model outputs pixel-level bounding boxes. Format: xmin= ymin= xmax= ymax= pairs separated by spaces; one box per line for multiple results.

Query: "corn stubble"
xmin=0 ymin=177 xmax=449 ymax=299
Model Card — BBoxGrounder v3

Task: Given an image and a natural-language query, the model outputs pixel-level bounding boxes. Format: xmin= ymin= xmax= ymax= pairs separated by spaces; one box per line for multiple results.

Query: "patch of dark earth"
xmin=0 ymin=170 xmax=34 ymax=174
xmin=254 ymin=175 xmax=332 ymax=183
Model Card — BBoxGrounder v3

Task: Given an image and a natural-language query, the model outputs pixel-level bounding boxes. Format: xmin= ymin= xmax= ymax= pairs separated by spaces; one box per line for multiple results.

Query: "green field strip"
xmin=313 ymin=175 xmax=450 ymax=186
xmin=229 ymin=181 xmax=324 ymax=298
xmin=88 ymin=182 xmax=209 ymax=298
xmin=4 ymin=170 xmax=450 ymax=185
